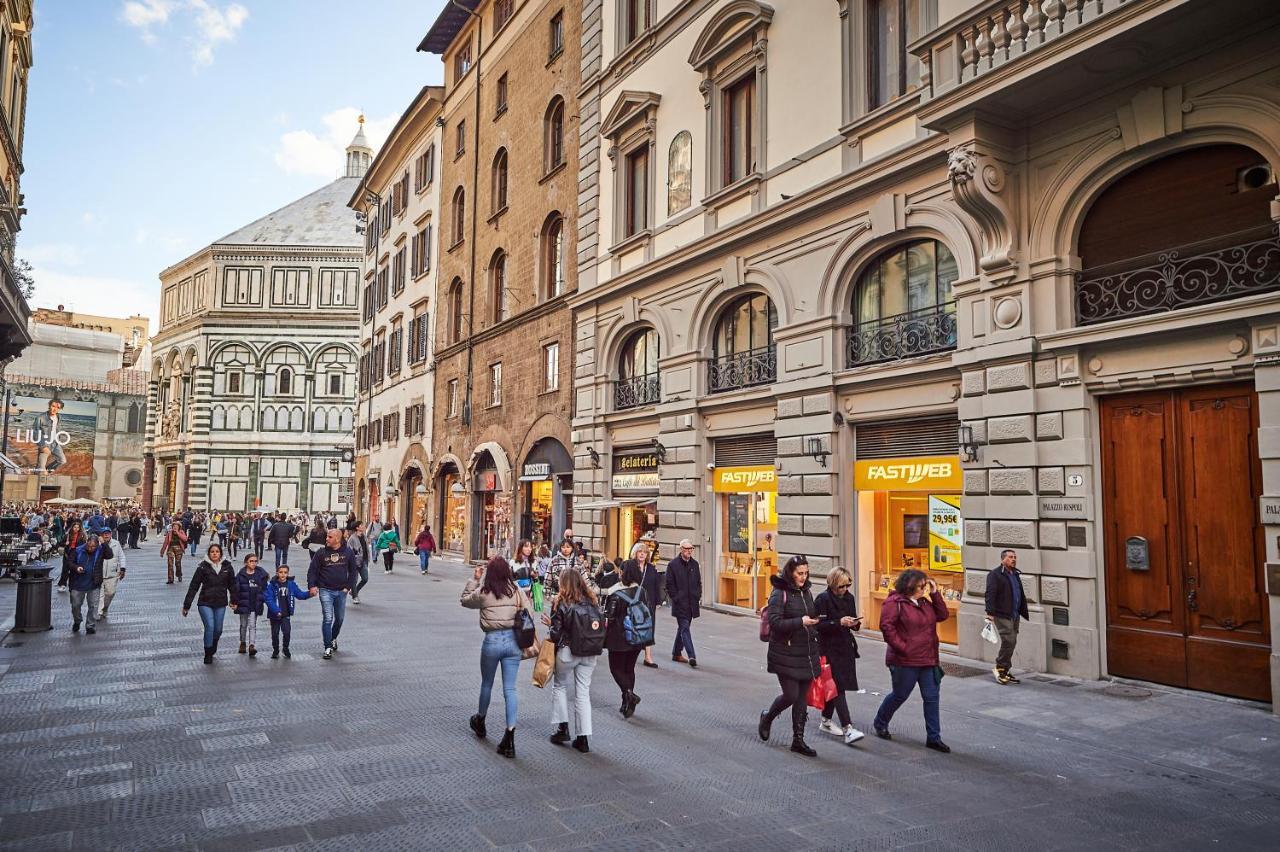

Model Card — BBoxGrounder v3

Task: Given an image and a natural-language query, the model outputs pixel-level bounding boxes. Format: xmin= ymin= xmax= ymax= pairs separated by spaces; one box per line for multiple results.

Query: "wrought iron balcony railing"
xmin=614 ymin=372 xmax=661 ymax=410
xmin=846 ymin=302 xmax=957 ymax=368
xmin=708 ymin=345 xmax=776 ymax=393
xmin=1075 ymin=225 xmax=1280 ymax=326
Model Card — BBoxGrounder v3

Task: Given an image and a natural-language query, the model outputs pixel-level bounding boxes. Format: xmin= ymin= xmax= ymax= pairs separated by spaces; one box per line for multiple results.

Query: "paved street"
xmin=0 ymin=547 xmax=1277 ymax=851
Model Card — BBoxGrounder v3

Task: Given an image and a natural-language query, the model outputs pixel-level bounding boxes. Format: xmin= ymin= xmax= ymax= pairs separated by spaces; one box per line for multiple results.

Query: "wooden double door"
xmin=1101 ymin=384 xmax=1270 ymax=702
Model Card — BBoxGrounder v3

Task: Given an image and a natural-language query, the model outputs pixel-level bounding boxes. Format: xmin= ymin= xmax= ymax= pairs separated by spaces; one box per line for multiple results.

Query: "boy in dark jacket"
xmin=232 ymin=555 xmax=271 ymax=657
xmin=263 ymin=564 xmax=311 ymax=658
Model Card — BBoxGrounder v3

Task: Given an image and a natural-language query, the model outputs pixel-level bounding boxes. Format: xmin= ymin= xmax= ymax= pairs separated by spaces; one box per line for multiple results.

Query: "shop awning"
xmin=518 ymin=473 xmax=551 ymax=482
xmin=574 ymin=498 xmax=654 ymax=511
xmin=0 ymin=452 xmax=22 ymax=475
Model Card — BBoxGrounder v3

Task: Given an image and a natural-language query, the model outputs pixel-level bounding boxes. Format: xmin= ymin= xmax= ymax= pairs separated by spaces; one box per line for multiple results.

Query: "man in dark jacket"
xmin=665 ymin=539 xmax=702 ymax=668
xmin=251 ymin=512 xmax=271 ymax=559
xmin=985 ymin=549 xmax=1029 ymax=684
xmin=269 ymin=514 xmax=298 ymax=569
xmin=307 ymin=528 xmax=359 ymax=660
xmin=67 ymin=534 xmax=110 ymax=634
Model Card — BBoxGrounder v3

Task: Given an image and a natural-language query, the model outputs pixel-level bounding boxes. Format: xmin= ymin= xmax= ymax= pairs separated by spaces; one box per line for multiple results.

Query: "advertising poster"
xmin=727 ymin=493 xmax=750 ymax=553
xmin=8 ymin=394 xmax=97 ymax=476
xmin=928 ymin=494 xmax=963 ymax=573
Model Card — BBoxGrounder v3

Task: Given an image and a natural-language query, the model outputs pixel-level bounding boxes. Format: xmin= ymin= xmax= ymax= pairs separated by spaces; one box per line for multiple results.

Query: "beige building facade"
xmin=349 ymin=92 xmax=445 ymax=535
xmin=571 ymin=0 xmax=1280 ymax=709
xmin=419 ymin=0 xmax=580 ymax=560
xmin=0 ymin=0 xmax=33 ymax=359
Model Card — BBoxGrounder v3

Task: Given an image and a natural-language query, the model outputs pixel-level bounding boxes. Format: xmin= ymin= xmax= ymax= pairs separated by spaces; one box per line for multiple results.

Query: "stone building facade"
xmin=349 ymin=92 xmax=445 ymax=535
xmin=570 ymin=0 xmax=1280 ymax=709
xmin=418 ymin=0 xmax=580 ymax=560
xmin=0 ymin=0 xmax=34 ymax=360
xmin=143 ymin=136 xmax=364 ymax=513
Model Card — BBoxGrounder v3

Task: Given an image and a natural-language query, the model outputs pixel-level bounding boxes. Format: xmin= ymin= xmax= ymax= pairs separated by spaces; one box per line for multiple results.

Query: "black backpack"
xmin=564 ymin=601 xmax=606 ymax=657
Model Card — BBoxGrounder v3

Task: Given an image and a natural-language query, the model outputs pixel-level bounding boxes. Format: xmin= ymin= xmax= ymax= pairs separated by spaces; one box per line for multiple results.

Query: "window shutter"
xmin=853 ymin=417 xmax=959 ymax=459
xmin=714 ymin=433 xmax=777 ymax=467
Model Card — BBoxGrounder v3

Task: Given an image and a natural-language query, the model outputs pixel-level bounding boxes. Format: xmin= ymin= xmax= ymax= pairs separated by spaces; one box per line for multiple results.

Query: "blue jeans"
xmin=478 ymin=629 xmax=522 ymax=729
xmin=274 ymin=545 xmax=290 ymax=568
xmin=418 ymin=550 xmax=431 ymax=573
xmin=318 ymin=588 xmax=347 ymax=648
xmin=198 ymin=605 xmax=226 ymax=649
xmin=873 ymin=664 xmax=942 ymax=742
xmin=189 ymin=539 xmax=199 ymax=556
xmin=672 ymin=616 xmax=696 ymax=659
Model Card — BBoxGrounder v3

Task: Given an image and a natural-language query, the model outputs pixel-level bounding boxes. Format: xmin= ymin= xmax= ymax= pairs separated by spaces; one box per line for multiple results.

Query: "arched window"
xmin=490 ymin=250 xmax=508 ymax=323
xmin=291 ymin=407 xmax=305 ymax=432
xmin=340 ymin=407 xmax=354 ymax=432
xmin=451 ymin=186 xmax=466 ymax=246
xmin=542 ymin=213 xmax=565 ymax=300
xmin=211 ymin=406 xmax=226 ymax=430
xmin=544 ymin=97 xmax=565 ymax=173
xmin=127 ymin=401 xmax=142 ymax=433
xmin=709 ymin=293 xmax=777 ymax=392
xmin=225 ymin=406 xmax=239 ymax=430
xmin=491 ymin=148 xmax=508 ymax=213
xmin=278 ymin=367 xmax=293 ymax=395
xmin=449 ymin=278 xmax=464 ymax=344
xmin=615 ymin=327 xmax=661 ymax=409
xmin=262 ymin=407 xmax=277 ymax=431
xmin=848 ymin=239 xmax=957 ymax=366
xmin=668 ymin=131 xmax=692 ymax=215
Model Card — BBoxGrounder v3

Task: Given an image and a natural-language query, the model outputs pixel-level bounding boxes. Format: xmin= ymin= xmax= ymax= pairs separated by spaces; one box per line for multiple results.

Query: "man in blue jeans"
xmin=307 ymin=527 xmax=359 ymax=660
xmin=665 ymin=539 xmax=703 ymax=668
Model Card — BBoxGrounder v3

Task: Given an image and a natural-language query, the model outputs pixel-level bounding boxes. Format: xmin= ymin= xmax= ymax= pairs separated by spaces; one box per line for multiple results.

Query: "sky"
xmin=20 ymin=0 xmax=448 ymax=330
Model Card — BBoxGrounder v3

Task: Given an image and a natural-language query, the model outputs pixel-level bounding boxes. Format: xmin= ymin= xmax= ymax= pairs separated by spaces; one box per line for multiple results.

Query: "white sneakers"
xmin=819 ymin=719 xmax=865 ymax=746
xmin=843 ymin=725 xmax=865 ymax=745
xmin=818 ymin=718 xmax=841 ymax=736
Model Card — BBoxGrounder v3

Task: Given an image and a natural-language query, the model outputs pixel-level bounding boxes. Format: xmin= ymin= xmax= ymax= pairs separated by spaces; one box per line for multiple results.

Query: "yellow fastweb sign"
xmin=854 ymin=456 xmax=963 ymax=492
xmin=712 ymin=465 xmax=777 ymax=493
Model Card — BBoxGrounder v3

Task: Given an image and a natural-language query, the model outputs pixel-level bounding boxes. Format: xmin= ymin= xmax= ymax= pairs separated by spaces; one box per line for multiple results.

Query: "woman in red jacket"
xmin=871 ymin=568 xmax=950 ymax=753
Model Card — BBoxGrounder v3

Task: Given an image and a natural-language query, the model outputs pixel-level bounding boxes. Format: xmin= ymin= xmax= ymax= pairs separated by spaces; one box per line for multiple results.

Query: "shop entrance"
xmin=1101 ymin=384 xmax=1269 ymax=702
xmin=712 ymin=466 xmax=777 ymax=610
xmin=518 ymin=438 xmax=574 ymax=547
xmin=437 ymin=464 xmax=466 ymax=554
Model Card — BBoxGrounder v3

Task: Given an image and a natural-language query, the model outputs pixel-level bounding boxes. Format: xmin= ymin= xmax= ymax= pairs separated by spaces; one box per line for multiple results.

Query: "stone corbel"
xmin=948 ymin=145 xmax=1018 ymax=279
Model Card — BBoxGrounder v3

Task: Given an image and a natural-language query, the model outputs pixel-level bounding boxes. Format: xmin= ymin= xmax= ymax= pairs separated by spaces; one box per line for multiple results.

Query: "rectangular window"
xmin=415 ymin=145 xmax=435 ymax=192
xmin=489 ymin=362 xmax=502 ymax=407
xmin=389 ymin=326 xmax=403 ymax=375
xmin=447 ymin=379 xmax=459 ymax=417
xmin=624 ymin=0 xmax=650 ymax=45
xmin=455 ymin=41 xmax=472 ymax=79
xmin=455 ymin=120 xmax=466 ymax=157
xmin=413 ymin=224 xmax=431 ymax=276
xmin=549 ymin=11 xmax=564 ymax=59
xmin=723 ymin=75 xmax=755 ymax=186
xmin=496 ymin=73 xmax=508 ymax=116
xmin=227 ymin=372 xmax=242 ymax=394
xmin=394 ymin=247 xmax=407 ymax=294
xmin=624 ymin=146 xmax=649 ymax=238
xmin=543 ymin=342 xmax=560 ymax=392
xmin=869 ymin=0 xmax=933 ymax=109
xmin=377 ymin=267 xmax=389 ymax=308
xmin=495 ymin=0 xmax=514 ymax=29
xmin=328 ymin=373 xmax=342 ymax=395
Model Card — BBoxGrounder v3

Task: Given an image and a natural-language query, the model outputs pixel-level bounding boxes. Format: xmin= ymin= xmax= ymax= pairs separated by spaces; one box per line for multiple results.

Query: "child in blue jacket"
xmin=263 ymin=564 xmax=311 ymax=659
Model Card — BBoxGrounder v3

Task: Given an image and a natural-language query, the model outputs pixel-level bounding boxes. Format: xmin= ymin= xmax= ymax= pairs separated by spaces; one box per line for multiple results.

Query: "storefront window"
xmin=713 ymin=465 xmax=777 ymax=610
xmin=854 ymin=455 xmax=963 ymax=645
xmin=441 ymin=470 xmax=466 ymax=553
xmin=525 ymin=479 xmax=554 ymax=544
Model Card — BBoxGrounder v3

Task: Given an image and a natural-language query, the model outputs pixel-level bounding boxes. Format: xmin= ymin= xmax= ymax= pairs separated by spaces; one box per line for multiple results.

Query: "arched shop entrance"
xmin=400 ymin=464 xmax=426 ymax=537
xmin=472 ymin=450 xmax=512 ymax=559
xmin=519 ymin=438 xmax=574 ymax=548
xmin=436 ymin=462 xmax=466 ymax=555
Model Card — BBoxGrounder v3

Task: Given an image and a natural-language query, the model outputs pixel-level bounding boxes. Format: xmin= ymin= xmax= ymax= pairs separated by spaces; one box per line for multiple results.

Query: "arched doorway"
xmin=436 ymin=462 xmax=465 ymax=555
xmin=519 ymin=437 xmax=573 ymax=547
xmin=400 ymin=465 xmax=426 ymax=537
xmin=471 ymin=450 xmax=511 ymax=559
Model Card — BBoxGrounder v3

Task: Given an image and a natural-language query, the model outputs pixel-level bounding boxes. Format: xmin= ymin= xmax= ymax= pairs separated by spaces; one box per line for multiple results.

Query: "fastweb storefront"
xmin=711 ymin=434 xmax=778 ymax=612
xmin=853 ymin=418 xmax=963 ymax=646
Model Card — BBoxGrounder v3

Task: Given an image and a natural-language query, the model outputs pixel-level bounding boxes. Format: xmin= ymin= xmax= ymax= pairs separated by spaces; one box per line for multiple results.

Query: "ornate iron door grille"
xmin=846 ymin=301 xmax=957 ymax=367
xmin=1075 ymin=225 xmax=1280 ymax=326
xmin=614 ymin=372 xmax=661 ymax=410
xmin=708 ymin=344 xmax=776 ymax=393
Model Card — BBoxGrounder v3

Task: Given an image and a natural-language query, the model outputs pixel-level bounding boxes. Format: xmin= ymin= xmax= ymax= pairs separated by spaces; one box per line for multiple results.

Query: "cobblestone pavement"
xmin=0 ymin=545 xmax=1278 ymax=851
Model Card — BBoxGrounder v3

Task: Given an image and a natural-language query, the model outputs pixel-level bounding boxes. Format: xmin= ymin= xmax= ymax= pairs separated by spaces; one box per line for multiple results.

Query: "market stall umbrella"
xmin=43 ymin=497 xmax=70 ymax=506
xmin=66 ymin=498 xmax=101 ymax=508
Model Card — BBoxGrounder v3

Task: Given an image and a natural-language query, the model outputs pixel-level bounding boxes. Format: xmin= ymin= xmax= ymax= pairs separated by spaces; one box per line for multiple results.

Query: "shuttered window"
xmin=714 ymin=433 xmax=778 ymax=467
xmin=854 ymin=416 xmax=958 ymax=459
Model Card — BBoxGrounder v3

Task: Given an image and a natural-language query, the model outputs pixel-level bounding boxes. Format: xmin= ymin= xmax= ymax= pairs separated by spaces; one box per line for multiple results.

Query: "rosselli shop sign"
xmin=612 ymin=452 xmax=659 ymax=492
xmin=854 ymin=456 xmax=963 ymax=492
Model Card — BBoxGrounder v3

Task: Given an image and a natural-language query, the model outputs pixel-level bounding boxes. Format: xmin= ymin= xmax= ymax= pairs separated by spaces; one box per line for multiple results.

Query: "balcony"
xmin=911 ymin=0 xmax=1275 ymax=128
xmin=1075 ymin=225 xmax=1280 ymax=326
xmin=614 ymin=372 xmax=661 ymax=410
xmin=846 ymin=302 xmax=958 ymax=368
xmin=708 ymin=345 xmax=776 ymax=393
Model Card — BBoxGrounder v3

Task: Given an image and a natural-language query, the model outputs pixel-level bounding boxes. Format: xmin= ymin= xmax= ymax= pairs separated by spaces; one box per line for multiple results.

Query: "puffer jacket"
xmin=183 ymin=559 xmax=236 ymax=610
xmin=460 ymin=576 xmax=527 ymax=632
xmin=766 ymin=574 xmax=820 ymax=682
xmin=880 ymin=589 xmax=949 ymax=667
xmin=231 ymin=566 xmax=271 ymax=615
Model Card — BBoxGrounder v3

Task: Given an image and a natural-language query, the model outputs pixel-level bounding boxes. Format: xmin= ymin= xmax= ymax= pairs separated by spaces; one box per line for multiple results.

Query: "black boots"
xmin=496 ymin=728 xmax=515 ymax=758
xmin=203 ymin=647 xmax=213 ymax=665
xmin=621 ymin=691 xmax=639 ymax=719
xmin=790 ymin=722 xmax=817 ymax=757
xmin=550 ymin=722 xmax=570 ymax=745
xmin=758 ymin=711 xmax=772 ymax=742
xmin=469 ymin=714 xmax=487 ymax=739
xmin=572 ymin=735 xmax=590 ymax=753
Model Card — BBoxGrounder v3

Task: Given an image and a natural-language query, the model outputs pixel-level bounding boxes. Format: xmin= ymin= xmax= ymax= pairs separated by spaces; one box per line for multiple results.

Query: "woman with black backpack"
xmin=547 ymin=569 xmax=604 ymax=753
xmin=758 ymin=555 xmax=821 ymax=757
xmin=604 ymin=561 xmax=653 ymax=718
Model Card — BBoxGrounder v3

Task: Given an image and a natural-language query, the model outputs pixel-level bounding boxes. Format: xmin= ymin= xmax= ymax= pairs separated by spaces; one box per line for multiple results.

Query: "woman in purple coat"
xmin=871 ymin=569 xmax=951 ymax=753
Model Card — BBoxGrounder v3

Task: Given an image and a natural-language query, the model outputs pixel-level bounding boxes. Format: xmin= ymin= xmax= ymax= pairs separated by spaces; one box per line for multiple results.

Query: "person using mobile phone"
xmin=814 ymin=566 xmax=865 ymax=746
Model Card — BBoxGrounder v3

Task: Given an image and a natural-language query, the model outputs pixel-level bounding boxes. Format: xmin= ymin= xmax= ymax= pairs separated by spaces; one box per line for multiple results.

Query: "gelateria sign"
xmin=611 ymin=451 xmax=659 ymax=493
xmin=854 ymin=456 xmax=963 ymax=492
xmin=713 ymin=465 xmax=777 ymax=493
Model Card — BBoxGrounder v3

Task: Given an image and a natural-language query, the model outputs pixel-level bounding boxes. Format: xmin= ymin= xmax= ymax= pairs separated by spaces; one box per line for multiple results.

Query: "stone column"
xmin=775 ymin=390 xmax=841 ymax=579
xmin=142 ymin=452 xmax=155 ymax=510
xmin=1252 ymin=322 xmax=1280 ymax=713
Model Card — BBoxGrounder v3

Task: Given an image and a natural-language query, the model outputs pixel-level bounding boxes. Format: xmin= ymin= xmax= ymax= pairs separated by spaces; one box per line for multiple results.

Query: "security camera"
xmin=705 ymin=462 xmax=715 ymax=471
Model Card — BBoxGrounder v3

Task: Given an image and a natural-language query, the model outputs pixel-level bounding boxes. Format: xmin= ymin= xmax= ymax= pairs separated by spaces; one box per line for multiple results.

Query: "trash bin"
xmin=14 ymin=562 xmax=54 ymax=633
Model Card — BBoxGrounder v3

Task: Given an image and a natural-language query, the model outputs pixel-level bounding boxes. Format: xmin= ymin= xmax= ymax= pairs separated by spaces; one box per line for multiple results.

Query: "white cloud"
xmin=119 ymin=0 xmax=246 ymax=66
xmin=274 ymin=108 xmax=395 ymax=179
xmin=22 ymin=243 xmax=85 ymax=268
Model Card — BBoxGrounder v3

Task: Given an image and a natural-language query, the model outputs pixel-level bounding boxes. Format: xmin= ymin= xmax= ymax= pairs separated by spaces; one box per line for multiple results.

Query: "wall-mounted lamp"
xmin=833 ymin=411 xmax=845 ymax=427
xmin=328 ymin=458 xmax=339 ymax=473
xmin=806 ymin=436 xmax=829 ymax=468
xmin=415 ymin=483 xmax=428 ymax=496
xmin=588 ymin=447 xmax=600 ymax=469
xmin=653 ymin=441 xmax=666 ymax=464
xmin=958 ymin=424 xmax=979 ymax=463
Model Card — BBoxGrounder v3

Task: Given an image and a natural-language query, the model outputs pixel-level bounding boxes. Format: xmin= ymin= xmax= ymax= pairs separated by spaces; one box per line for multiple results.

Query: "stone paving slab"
xmin=0 ymin=547 xmax=1277 ymax=850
